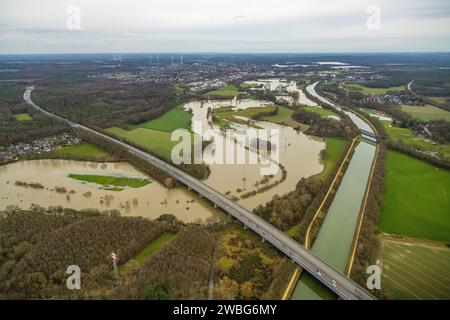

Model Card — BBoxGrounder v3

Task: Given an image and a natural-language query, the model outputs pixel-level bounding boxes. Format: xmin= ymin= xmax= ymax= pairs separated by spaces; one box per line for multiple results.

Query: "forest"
xmin=0 ymin=83 xmax=67 ymax=146
xmin=292 ymin=110 xmax=355 ymax=139
xmin=0 ymin=207 xmax=174 ymax=299
xmin=32 ymin=80 xmax=177 ymax=128
xmin=114 ymin=226 xmax=215 ymax=300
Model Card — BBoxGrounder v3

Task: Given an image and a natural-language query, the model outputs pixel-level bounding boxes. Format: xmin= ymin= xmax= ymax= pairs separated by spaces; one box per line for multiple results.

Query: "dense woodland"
xmin=292 ymin=110 xmax=355 ymax=138
xmin=0 ymin=84 xmax=67 ymax=146
xmin=32 ymin=80 xmax=177 ymax=128
xmin=114 ymin=226 xmax=215 ymax=299
xmin=0 ymin=208 xmax=173 ymax=299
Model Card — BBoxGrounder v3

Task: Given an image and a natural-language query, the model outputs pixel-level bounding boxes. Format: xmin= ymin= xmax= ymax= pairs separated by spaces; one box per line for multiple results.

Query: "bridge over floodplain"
xmin=24 ymin=87 xmax=376 ymax=300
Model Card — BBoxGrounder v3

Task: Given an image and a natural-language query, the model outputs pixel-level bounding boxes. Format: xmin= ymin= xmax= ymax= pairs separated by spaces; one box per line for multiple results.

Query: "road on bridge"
xmin=24 ymin=87 xmax=375 ymax=300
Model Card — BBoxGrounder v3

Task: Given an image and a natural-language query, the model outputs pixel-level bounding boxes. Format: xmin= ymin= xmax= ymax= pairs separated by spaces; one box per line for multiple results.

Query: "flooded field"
xmin=184 ymin=99 xmax=324 ymax=210
xmin=0 ymin=159 xmax=219 ymax=222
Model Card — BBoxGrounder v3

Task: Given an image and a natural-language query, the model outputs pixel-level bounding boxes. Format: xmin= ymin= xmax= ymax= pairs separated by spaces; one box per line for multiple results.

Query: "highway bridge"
xmin=24 ymin=87 xmax=376 ymax=300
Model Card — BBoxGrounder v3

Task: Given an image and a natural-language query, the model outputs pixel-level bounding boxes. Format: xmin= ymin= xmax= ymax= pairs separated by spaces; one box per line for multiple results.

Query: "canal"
xmin=291 ymin=82 xmax=377 ymax=299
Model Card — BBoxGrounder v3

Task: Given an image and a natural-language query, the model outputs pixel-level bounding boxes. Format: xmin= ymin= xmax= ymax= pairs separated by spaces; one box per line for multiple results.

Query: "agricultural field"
xmin=429 ymin=96 xmax=450 ymax=105
xmin=382 ymin=120 xmax=450 ymax=161
xmin=400 ymin=104 xmax=450 ymax=122
xmin=68 ymin=173 xmax=151 ymax=191
xmin=14 ymin=113 xmax=32 ymax=121
xmin=379 ymin=151 xmax=450 ymax=242
xmin=343 ymin=83 xmax=406 ymax=95
xmin=134 ymin=232 xmax=175 ymax=262
xmin=106 ymin=126 xmax=179 ymax=159
xmin=381 ymin=237 xmax=450 ymax=300
xmin=49 ymin=143 xmax=114 ymax=161
xmin=261 ymin=105 xmax=294 ymax=122
xmin=204 ymin=84 xmax=241 ymax=98
xmin=129 ymin=105 xmax=192 ymax=133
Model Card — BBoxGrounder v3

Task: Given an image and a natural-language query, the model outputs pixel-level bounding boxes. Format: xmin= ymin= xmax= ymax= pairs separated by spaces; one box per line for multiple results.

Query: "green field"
xmin=262 ymin=105 xmax=294 ymax=122
xmin=303 ymin=106 xmax=338 ymax=117
xmin=106 ymin=126 xmax=180 ymax=159
xmin=130 ymin=105 xmax=192 ymax=132
xmin=14 ymin=113 xmax=32 ymax=121
xmin=317 ymin=138 xmax=348 ymax=181
xmin=400 ymin=104 xmax=450 ymax=122
xmin=213 ymin=105 xmax=277 ymax=128
xmin=382 ymin=121 xmax=450 ymax=161
xmin=68 ymin=173 xmax=151 ymax=190
xmin=50 ymin=143 xmax=114 ymax=161
xmin=343 ymin=83 xmax=405 ymax=95
xmin=429 ymin=97 xmax=449 ymax=105
xmin=379 ymin=151 xmax=450 ymax=242
xmin=381 ymin=238 xmax=450 ymax=300
xmin=134 ymin=232 xmax=175 ymax=262
xmin=204 ymin=84 xmax=241 ymax=97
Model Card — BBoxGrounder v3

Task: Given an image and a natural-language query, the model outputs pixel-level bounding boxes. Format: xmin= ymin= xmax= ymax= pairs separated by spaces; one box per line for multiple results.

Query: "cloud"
xmin=0 ymin=0 xmax=449 ymax=53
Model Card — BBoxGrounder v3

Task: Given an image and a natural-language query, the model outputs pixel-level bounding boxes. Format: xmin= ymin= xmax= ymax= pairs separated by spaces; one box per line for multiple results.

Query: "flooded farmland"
xmin=0 ymin=159 xmax=219 ymax=222
xmin=184 ymin=99 xmax=325 ymax=210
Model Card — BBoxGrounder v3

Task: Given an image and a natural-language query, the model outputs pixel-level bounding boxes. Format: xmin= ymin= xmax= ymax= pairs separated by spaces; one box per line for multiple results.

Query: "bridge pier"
xmin=261 ymin=237 xmax=265 ymax=243
xmin=213 ymin=203 xmax=217 ymax=208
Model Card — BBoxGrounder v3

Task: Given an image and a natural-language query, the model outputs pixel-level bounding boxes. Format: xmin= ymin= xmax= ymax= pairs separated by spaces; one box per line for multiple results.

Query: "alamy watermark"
xmin=366 ymin=260 xmax=381 ymax=290
xmin=366 ymin=5 xmax=381 ymax=30
xmin=66 ymin=5 xmax=81 ymax=30
xmin=66 ymin=265 xmax=81 ymax=290
xmin=170 ymin=121 xmax=280 ymax=175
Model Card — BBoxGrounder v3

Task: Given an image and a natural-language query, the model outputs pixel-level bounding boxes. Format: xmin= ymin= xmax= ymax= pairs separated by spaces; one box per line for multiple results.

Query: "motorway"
xmin=24 ymin=87 xmax=375 ymax=300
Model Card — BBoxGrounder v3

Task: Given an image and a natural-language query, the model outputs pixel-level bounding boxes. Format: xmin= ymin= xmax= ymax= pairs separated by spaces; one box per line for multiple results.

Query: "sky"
xmin=1 ymin=0 xmax=450 ymax=54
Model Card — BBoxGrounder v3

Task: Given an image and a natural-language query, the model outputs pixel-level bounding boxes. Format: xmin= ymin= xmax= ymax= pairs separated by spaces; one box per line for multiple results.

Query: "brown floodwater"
xmin=0 ymin=159 xmax=220 ymax=223
xmin=184 ymin=99 xmax=324 ymax=210
xmin=0 ymin=98 xmax=325 ymax=221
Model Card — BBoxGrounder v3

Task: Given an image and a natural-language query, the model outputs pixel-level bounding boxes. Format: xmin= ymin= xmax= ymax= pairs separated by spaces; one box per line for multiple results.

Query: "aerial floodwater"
xmin=0 ymin=159 xmax=219 ymax=222
xmin=184 ymin=98 xmax=324 ymax=210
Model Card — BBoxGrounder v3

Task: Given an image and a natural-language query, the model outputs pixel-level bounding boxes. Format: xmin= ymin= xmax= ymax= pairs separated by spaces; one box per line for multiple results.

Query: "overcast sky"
xmin=1 ymin=0 xmax=450 ymax=54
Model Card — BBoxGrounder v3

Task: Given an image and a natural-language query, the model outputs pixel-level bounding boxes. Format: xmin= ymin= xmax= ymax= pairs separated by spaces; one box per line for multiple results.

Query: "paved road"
xmin=24 ymin=87 xmax=375 ymax=300
xmin=407 ymin=80 xmax=414 ymax=92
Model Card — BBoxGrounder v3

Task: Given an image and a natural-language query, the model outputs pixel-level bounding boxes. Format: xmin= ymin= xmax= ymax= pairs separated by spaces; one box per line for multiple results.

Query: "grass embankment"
xmin=68 ymin=173 xmax=151 ymax=191
xmin=400 ymin=104 xmax=450 ymax=122
xmin=381 ymin=237 xmax=450 ymax=300
xmin=14 ymin=113 xmax=32 ymax=121
xmin=382 ymin=120 xmax=450 ymax=161
xmin=49 ymin=143 xmax=114 ymax=161
xmin=134 ymin=232 xmax=175 ymax=262
xmin=343 ymin=83 xmax=405 ymax=95
xmin=204 ymin=84 xmax=241 ymax=98
xmin=379 ymin=151 xmax=450 ymax=242
xmin=106 ymin=105 xmax=193 ymax=159
xmin=316 ymin=138 xmax=348 ymax=181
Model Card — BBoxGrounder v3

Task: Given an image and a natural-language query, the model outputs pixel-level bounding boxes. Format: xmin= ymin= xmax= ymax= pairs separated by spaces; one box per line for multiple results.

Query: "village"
xmin=0 ymin=133 xmax=82 ymax=162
